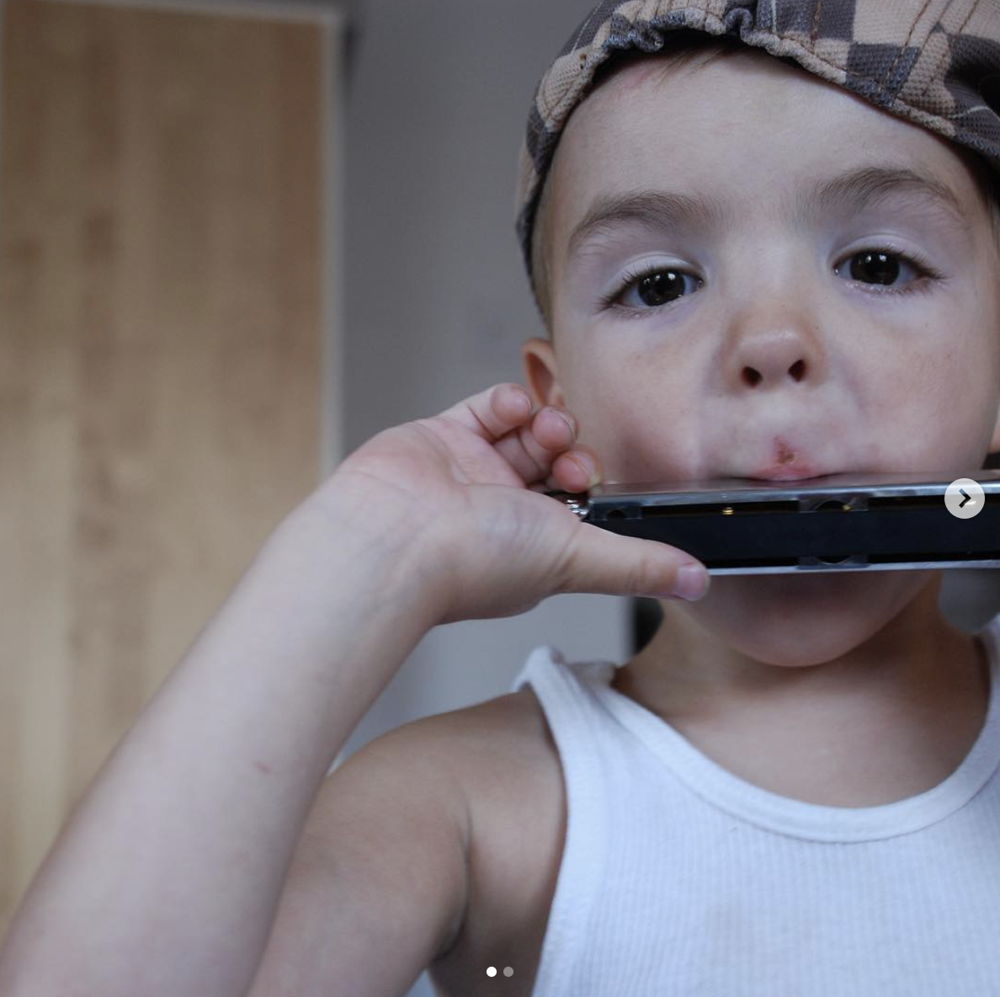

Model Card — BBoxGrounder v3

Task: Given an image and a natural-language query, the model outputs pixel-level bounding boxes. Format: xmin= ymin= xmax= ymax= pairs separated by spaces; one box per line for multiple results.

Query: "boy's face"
xmin=523 ymin=48 xmax=1000 ymax=659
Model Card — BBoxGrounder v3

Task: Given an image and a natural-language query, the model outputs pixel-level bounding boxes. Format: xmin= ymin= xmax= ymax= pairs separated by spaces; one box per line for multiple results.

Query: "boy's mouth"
xmin=743 ymin=435 xmax=837 ymax=481
xmin=745 ymin=469 xmax=838 ymax=482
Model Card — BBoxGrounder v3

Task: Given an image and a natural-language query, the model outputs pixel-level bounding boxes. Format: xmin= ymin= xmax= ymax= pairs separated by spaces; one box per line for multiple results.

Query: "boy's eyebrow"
xmin=565 ymin=165 xmax=968 ymax=261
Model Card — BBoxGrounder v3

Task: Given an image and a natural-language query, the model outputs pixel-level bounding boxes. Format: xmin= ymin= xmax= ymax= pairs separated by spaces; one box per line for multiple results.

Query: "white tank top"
xmin=509 ymin=614 xmax=1000 ymax=996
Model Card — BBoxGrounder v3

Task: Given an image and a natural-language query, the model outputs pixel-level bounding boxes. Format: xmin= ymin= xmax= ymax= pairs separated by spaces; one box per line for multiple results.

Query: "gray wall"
xmin=337 ymin=9 xmax=627 ymax=994
xmin=338 ymin=0 xmax=628 ymax=768
xmin=338 ymin=3 xmax=627 ymax=989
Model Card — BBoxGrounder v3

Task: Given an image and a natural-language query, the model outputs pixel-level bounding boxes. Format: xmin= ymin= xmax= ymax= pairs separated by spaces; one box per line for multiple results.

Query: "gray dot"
xmin=503 ymin=966 xmax=514 ymax=977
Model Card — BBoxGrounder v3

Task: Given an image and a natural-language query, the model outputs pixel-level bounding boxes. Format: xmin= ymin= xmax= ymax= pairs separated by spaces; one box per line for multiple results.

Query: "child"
xmin=3 ymin=1 xmax=1000 ymax=995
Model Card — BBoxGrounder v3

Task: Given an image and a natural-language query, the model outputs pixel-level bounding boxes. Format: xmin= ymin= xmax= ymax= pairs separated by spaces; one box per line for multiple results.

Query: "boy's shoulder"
xmin=403 ymin=686 xmax=566 ymax=994
xmin=397 ymin=683 xmax=560 ymax=791
xmin=379 ymin=683 xmax=557 ymax=782
xmin=427 ymin=684 xmax=556 ymax=762
xmin=405 ymin=682 xmax=564 ymax=860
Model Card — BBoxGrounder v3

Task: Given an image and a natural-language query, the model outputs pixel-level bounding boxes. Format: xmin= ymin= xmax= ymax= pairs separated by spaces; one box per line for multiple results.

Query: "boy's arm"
xmin=0 ymin=383 xmax=707 ymax=997
xmin=0 ymin=499 xmax=441 ymax=997
xmin=245 ymin=717 xmax=471 ymax=997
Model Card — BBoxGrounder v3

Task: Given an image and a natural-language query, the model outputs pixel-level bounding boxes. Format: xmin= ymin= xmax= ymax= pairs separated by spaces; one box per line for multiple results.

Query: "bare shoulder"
xmin=376 ymin=684 xmax=559 ymax=792
xmin=314 ymin=686 xmax=565 ymax=996
xmin=247 ymin=684 xmax=562 ymax=997
xmin=406 ymin=685 xmax=563 ymax=836
xmin=333 ymin=686 xmax=552 ymax=798
xmin=362 ymin=685 xmax=556 ymax=800
xmin=413 ymin=686 xmax=567 ymax=997
xmin=410 ymin=684 xmax=555 ymax=762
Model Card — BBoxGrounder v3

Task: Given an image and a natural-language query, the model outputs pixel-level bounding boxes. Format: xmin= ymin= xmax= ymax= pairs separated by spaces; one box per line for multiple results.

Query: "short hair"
xmin=529 ymin=32 xmax=1000 ymax=336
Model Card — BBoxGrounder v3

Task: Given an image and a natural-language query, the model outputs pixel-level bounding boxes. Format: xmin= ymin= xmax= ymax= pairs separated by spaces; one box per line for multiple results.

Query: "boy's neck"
xmin=622 ymin=573 xmax=985 ymax=710
xmin=612 ymin=575 xmax=992 ymax=805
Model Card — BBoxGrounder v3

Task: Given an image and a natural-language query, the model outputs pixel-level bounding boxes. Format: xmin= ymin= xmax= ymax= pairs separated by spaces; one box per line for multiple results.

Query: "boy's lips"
xmin=739 ymin=434 xmax=840 ymax=481
xmin=744 ymin=468 xmax=839 ymax=482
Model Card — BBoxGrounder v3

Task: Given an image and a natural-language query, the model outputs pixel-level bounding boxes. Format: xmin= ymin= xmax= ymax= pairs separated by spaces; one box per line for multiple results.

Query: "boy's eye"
xmin=601 ymin=247 xmax=937 ymax=315
xmin=606 ymin=267 xmax=702 ymax=310
xmin=834 ymin=249 xmax=923 ymax=288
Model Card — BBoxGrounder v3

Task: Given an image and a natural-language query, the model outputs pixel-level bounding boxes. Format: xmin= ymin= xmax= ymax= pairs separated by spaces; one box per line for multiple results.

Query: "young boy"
xmin=3 ymin=1 xmax=1000 ymax=995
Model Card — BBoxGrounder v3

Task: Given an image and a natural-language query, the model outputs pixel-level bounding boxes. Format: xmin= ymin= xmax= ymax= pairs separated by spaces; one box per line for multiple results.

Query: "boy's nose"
xmin=722 ymin=255 xmax=827 ymax=389
xmin=726 ymin=323 xmax=817 ymax=389
xmin=741 ymin=355 xmax=807 ymax=388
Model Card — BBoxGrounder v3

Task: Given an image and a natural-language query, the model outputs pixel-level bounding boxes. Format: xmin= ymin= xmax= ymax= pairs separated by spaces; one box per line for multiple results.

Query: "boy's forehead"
xmin=555 ymin=47 xmax=819 ymax=177
xmin=547 ymin=51 xmax=984 ymax=245
xmin=514 ymin=1 xmax=1000 ymax=289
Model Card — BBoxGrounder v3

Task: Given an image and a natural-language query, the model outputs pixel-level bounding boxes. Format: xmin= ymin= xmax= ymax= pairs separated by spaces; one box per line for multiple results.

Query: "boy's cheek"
xmin=577 ymin=400 xmax=692 ymax=482
xmin=563 ymin=364 xmax=696 ymax=481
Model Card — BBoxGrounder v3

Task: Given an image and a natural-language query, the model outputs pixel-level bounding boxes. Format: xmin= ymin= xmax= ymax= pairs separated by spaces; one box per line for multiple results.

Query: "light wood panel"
xmin=0 ymin=0 xmax=327 ymax=932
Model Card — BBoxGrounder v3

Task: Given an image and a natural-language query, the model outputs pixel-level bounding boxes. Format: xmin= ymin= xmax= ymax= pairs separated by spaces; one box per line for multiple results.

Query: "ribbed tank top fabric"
xmin=509 ymin=615 xmax=1000 ymax=996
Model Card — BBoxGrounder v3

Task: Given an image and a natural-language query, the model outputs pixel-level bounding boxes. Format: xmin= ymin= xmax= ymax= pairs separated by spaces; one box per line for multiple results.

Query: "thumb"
xmin=558 ymin=524 xmax=711 ymax=602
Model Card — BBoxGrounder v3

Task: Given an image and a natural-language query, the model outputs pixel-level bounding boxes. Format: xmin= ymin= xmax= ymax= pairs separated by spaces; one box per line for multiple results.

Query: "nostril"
xmin=789 ymin=358 xmax=805 ymax=380
xmin=744 ymin=368 xmax=762 ymax=386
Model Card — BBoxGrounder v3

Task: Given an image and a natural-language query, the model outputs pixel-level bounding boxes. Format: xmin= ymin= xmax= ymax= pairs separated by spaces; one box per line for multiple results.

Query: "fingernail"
xmin=671 ymin=563 xmax=710 ymax=601
xmin=512 ymin=387 xmax=532 ymax=412
xmin=566 ymin=455 xmax=597 ymax=490
xmin=554 ymin=409 xmax=576 ymax=435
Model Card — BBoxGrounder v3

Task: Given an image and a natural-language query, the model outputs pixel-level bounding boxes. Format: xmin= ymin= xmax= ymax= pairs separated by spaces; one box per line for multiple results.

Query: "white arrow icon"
xmin=945 ymin=478 xmax=985 ymax=519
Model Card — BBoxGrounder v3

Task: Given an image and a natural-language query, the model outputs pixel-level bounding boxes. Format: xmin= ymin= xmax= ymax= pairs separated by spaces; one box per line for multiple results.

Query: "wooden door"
xmin=0 ymin=0 xmax=334 ymax=933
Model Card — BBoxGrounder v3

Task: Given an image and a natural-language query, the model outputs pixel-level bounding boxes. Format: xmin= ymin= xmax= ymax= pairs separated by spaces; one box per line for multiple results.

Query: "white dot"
xmin=486 ymin=966 xmax=497 ymax=977
xmin=503 ymin=966 xmax=514 ymax=977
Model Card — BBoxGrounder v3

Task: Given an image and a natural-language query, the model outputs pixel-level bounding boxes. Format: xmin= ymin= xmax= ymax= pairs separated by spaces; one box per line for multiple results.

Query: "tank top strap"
xmin=510 ymin=646 xmax=615 ymax=996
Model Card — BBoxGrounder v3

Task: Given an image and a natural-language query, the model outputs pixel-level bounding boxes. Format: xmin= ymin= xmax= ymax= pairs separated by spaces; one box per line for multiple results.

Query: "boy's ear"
xmin=521 ymin=337 xmax=567 ymax=408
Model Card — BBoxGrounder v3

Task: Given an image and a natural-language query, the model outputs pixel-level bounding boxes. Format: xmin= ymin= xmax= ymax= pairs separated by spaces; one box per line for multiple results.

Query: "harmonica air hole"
xmin=640 ymin=500 xmax=798 ymax=517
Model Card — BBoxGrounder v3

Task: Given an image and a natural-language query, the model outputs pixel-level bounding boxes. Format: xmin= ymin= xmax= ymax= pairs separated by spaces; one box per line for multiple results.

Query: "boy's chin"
xmin=664 ymin=568 xmax=941 ymax=668
xmin=705 ymin=566 xmax=937 ymax=600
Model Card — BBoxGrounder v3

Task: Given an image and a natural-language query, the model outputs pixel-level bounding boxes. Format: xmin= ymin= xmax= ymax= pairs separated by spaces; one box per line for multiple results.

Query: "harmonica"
xmin=548 ymin=470 xmax=1000 ymax=575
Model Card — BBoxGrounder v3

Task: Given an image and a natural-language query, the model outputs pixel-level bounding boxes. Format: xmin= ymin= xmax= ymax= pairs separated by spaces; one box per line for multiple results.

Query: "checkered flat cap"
xmin=515 ymin=0 xmax=1000 ymax=293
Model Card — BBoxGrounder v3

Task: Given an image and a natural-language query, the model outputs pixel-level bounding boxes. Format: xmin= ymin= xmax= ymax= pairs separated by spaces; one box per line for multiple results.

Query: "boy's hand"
xmin=311 ymin=383 xmax=710 ymax=624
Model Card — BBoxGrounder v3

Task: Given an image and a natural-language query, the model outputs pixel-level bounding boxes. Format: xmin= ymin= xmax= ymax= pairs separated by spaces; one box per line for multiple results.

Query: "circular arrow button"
xmin=945 ymin=477 xmax=985 ymax=519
